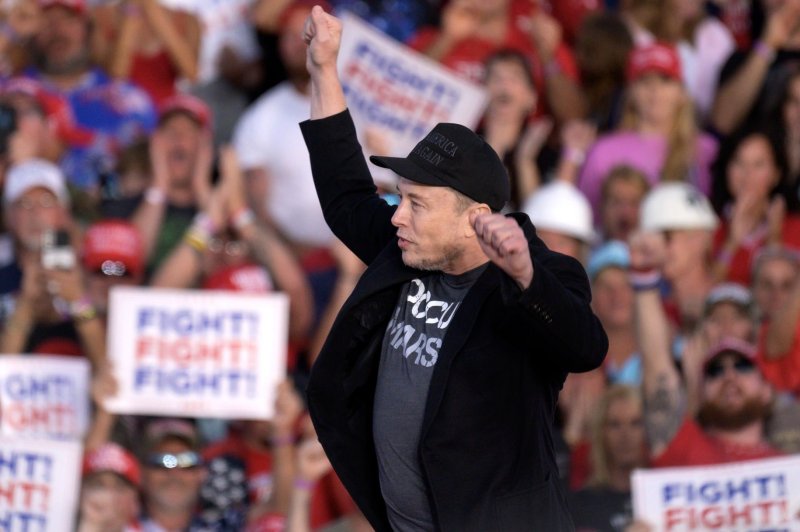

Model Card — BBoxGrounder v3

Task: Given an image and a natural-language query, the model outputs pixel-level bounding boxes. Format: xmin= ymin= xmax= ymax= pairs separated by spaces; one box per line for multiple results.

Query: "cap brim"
xmin=369 ymin=155 xmax=447 ymax=187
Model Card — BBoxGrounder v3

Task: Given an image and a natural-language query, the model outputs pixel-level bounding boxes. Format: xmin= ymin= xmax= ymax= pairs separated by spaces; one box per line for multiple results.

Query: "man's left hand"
xmin=472 ymin=213 xmax=533 ymax=290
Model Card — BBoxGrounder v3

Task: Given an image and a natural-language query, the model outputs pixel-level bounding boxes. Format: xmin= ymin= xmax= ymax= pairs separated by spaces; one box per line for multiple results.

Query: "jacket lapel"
xmin=419 ymin=264 xmax=502 ymax=439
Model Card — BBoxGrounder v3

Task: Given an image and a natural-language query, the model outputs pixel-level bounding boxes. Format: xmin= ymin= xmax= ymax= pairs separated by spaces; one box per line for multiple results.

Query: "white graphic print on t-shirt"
xmin=384 ymin=278 xmax=460 ymax=368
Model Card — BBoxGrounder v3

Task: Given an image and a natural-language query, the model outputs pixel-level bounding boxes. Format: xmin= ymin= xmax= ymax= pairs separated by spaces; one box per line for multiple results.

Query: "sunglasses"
xmin=145 ymin=451 xmax=202 ymax=470
xmin=94 ymin=260 xmax=133 ymax=278
xmin=704 ymin=357 xmax=756 ymax=379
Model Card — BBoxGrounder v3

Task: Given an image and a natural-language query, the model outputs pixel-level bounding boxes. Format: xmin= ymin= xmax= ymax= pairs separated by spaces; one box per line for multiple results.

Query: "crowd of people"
xmin=0 ymin=0 xmax=799 ymax=530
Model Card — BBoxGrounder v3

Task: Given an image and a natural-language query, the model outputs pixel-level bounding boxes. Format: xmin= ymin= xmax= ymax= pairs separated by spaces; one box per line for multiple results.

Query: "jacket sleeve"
xmin=300 ymin=109 xmax=397 ymax=265
xmin=501 ymin=214 xmax=608 ymax=373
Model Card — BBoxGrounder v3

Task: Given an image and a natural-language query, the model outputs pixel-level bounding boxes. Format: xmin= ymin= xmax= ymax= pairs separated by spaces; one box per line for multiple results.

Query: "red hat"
xmin=702 ymin=337 xmax=761 ymax=375
xmin=202 ymin=264 xmax=274 ymax=293
xmin=82 ymin=443 xmax=141 ymax=487
xmin=82 ymin=220 xmax=144 ymax=278
xmin=2 ymin=77 xmax=94 ymax=148
xmin=39 ymin=0 xmax=87 ymax=15
xmin=626 ymin=43 xmax=682 ymax=83
xmin=158 ymin=93 xmax=211 ymax=129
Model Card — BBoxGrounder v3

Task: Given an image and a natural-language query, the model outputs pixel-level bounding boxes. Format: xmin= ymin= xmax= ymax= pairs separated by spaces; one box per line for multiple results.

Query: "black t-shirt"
xmin=372 ymin=265 xmax=486 ymax=531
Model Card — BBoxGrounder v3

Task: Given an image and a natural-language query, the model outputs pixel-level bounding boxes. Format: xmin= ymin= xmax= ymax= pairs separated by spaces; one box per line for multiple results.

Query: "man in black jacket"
xmin=299 ymin=6 xmax=608 ymax=531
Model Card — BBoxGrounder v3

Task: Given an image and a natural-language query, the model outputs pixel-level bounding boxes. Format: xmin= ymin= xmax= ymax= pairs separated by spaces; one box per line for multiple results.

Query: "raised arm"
xmin=303 ymin=6 xmax=346 ymax=120
xmin=629 ymin=231 xmax=686 ymax=457
xmin=473 ymin=212 xmax=607 ymax=372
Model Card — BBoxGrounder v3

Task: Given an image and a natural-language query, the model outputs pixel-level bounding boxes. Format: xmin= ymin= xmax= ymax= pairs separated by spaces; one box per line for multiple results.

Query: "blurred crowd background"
xmin=1 ymin=0 xmax=800 ymax=530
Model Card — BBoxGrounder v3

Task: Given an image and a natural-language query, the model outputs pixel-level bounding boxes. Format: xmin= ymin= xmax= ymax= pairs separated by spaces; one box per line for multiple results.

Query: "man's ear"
xmin=465 ymin=204 xmax=491 ymax=237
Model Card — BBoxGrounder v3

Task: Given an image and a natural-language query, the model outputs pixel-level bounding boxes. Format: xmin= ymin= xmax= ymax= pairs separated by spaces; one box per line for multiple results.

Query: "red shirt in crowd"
xmin=757 ymin=318 xmax=800 ymax=396
xmin=712 ymin=215 xmax=800 ymax=286
xmin=407 ymin=0 xmax=579 ymax=97
xmin=652 ymin=418 xmax=782 ymax=468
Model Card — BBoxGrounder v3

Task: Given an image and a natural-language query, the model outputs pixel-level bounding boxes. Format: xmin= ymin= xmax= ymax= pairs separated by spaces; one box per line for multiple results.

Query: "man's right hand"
xmin=303 ymin=5 xmax=342 ymax=77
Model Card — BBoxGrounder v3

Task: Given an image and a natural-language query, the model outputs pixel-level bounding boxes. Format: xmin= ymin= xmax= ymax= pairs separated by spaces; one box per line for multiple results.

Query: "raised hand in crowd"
xmin=513 ymin=117 xmax=552 ymax=201
xmin=284 ymin=438 xmax=332 ymax=532
xmin=520 ymin=10 xmax=586 ymax=121
xmin=1 ymin=242 xmax=108 ymax=372
xmin=712 ymin=0 xmax=800 ymax=134
xmin=556 ymin=119 xmax=596 ymax=184
xmin=307 ymin=238 xmax=366 ymax=366
xmin=265 ymin=380 xmax=306 ymax=516
xmin=628 ymin=230 xmax=687 ymax=457
xmin=525 ymin=10 xmax=562 ymax=63
xmin=421 ymin=0 xmax=482 ymax=62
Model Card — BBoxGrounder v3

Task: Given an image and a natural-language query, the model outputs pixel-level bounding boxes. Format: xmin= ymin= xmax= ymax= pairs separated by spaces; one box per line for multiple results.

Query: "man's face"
xmin=537 ymin=229 xmax=584 ymax=263
xmin=158 ymin=114 xmax=202 ymax=186
xmin=698 ymin=353 xmax=771 ymax=430
xmin=6 ymin=187 xmax=65 ymax=250
xmin=662 ymin=228 xmax=711 ymax=280
xmin=80 ymin=471 xmax=139 ymax=530
xmin=602 ymin=396 xmax=645 ymax=471
xmin=702 ymin=302 xmax=753 ymax=347
xmin=34 ymin=6 xmax=90 ymax=75
xmin=591 ymin=267 xmax=633 ymax=330
xmin=142 ymin=438 xmax=204 ymax=513
xmin=392 ymin=178 xmax=472 ymax=273
xmin=601 ymin=178 xmax=645 ymax=242
xmin=752 ymin=256 xmax=798 ymax=320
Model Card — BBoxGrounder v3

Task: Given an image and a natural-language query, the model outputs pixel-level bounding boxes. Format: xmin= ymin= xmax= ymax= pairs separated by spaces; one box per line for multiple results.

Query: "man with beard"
xmin=28 ymin=0 xmax=156 ymax=193
xmin=630 ymin=231 xmax=781 ymax=466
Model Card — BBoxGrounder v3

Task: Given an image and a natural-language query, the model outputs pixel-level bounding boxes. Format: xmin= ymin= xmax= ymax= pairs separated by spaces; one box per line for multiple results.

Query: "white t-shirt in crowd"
xmin=158 ymin=0 xmax=261 ymax=83
xmin=233 ymin=82 xmax=334 ymax=248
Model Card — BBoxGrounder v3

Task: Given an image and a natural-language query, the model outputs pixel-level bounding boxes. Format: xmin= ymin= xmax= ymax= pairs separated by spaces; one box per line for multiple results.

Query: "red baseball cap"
xmin=158 ymin=93 xmax=211 ymax=129
xmin=82 ymin=443 xmax=141 ymax=488
xmin=2 ymin=77 xmax=95 ymax=148
xmin=39 ymin=0 xmax=87 ymax=15
xmin=626 ymin=43 xmax=682 ymax=83
xmin=202 ymin=264 xmax=274 ymax=293
xmin=82 ymin=220 xmax=144 ymax=278
xmin=702 ymin=337 xmax=761 ymax=375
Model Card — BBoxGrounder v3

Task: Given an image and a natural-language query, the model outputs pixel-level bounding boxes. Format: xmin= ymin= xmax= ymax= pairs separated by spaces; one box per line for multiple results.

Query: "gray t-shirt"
xmin=373 ymin=265 xmax=485 ymax=531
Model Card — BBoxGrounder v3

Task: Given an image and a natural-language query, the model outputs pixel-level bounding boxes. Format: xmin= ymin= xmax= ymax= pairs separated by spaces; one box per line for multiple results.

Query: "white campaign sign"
xmin=0 ymin=437 xmax=82 ymax=532
xmin=632 ymin=455 xmax=800 ymax=531
xmin=338 ymin=13 xmax=488 ymax=184
xmin=0 ymin=355 xmax=90 ymax=440
xmin=105 ymin=286 xmax=288 ymax=419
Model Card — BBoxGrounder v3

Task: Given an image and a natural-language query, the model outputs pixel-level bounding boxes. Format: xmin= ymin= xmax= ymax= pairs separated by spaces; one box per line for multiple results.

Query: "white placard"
xmin=0 ymin=355 xmax=90 ymax=440
xmin=0 ymin=437 xmax=82 ymax=532
xmin=338 ymin=13 xmax=488 ymax=183
xmin=105 ymin=286 xmax=288 ymax=419
xmin=632 ymin=455 xmax=800 ymax=531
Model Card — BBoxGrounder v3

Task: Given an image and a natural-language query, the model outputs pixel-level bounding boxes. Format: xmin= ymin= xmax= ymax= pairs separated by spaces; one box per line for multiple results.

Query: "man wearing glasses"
xmin=139 ymin=418 xmax=247 ymax=532
xmin=630 ymin=228 xmax=781 ymax=467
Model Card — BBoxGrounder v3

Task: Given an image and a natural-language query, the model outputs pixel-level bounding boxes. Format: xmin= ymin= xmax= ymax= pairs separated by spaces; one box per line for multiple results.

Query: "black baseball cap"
xmin=370 ymin=123 xmax=510 ymax=212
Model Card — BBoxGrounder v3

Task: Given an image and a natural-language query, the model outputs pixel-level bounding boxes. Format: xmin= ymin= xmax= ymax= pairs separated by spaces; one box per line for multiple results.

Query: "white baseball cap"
xmin=3 ymin=159 xmax=69 ymax=207
xmin=640 ymin=182 xmax=717 ymax=232
xmin=522 ymin=181 xmax=595 ymax=243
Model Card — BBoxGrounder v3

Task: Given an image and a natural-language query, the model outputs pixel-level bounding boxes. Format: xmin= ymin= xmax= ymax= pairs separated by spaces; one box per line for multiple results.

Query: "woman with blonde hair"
xmin=577 ymin=43 xmax=717 ymax=219
xmin=569 ymin=385 xmax=647 ymax=532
